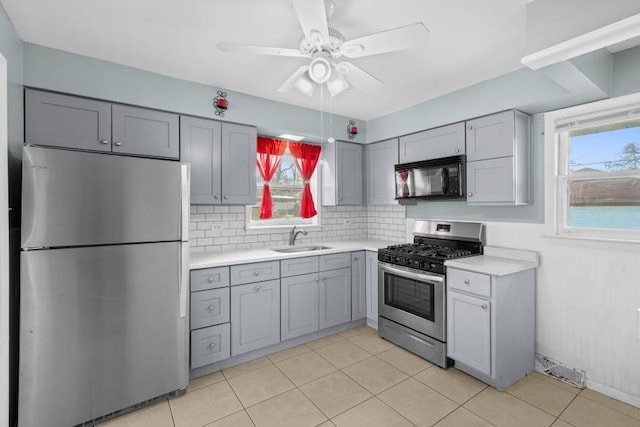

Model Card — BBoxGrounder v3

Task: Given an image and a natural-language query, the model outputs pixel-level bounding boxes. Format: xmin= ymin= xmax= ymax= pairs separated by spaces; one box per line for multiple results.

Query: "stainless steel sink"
xmin=271 ymin=245 xmax=332 ymax=253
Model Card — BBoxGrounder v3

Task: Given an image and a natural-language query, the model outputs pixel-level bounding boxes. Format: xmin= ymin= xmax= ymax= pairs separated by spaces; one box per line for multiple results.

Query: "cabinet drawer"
xmin=191 ymin=288 xmax=230 ymax=329
xmin=281 ymin=256 xmax=319 ymax=277
xmin=230 ymin=261 xmax=280 ymax=285
xmin=190 ymin=323 xmax=230 ymax=368
xmin=191 ymin=266 xmax=230 ymax=291
xmin=448 ymin=268 xmax=491 ymax=298
xmin=319 ymin=252 xmax=351 ymax=271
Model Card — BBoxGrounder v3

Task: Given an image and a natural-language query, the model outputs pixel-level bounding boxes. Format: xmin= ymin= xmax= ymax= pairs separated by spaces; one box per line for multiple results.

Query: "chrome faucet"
xmin=289 ymin=226 xmax=307 ymax=246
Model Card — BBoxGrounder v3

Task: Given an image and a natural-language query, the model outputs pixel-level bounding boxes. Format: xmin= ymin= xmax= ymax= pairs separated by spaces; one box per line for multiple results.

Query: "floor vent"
xmin=535 ymin=353 xmax=586 ymax=389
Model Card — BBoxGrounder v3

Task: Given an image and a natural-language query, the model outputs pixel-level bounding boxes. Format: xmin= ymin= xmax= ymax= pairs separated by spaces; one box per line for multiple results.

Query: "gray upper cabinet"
xmin=25 ymin=89 xmax=111 ymax=152
xmin=399 ymin=122 xmax=465 ymax=163
xmin=365 ymin=138 xmax=399 ymax=205
xmin=26 ymin=89 xmax=179 ymax=159
xmin=112 ymin=104 xmax=179 ymax=159
xmin=351 ymin=251 xmax=366 ymax=321
xmin=181 ymin=117 xmax=257 ymax=205
xmin=465 ymin=110 xmax=530 ymax=206
xmin=322 ymin=141 xmax=363 ymax=205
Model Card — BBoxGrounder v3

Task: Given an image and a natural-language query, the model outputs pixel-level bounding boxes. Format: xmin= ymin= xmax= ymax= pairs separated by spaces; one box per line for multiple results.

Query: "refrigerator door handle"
xmin=180 ymin=164 xmax=191 ymax=242
xmin=179 ymin=243 xmax=189 ymax=318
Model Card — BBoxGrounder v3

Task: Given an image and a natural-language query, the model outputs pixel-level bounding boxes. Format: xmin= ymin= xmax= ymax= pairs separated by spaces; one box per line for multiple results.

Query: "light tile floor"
xmin=102 ymin=325 xmax=640 ymax=427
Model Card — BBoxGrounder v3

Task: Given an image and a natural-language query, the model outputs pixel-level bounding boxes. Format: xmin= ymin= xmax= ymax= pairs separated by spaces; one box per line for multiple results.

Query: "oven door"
xmin=378 ymin=262 xmax=445 ymax=341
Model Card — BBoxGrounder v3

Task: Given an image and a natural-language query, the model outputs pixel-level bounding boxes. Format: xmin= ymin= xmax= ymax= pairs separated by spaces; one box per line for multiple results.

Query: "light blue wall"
xmin=22 ymin=43 xmax=365 ymax=145
xmin=0 ymin=4 xmax=23 ymax=226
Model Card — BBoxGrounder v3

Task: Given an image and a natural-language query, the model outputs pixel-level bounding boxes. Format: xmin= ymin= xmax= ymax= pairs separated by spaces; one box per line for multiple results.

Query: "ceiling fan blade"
xmin=277 ymin=65 xmax=310 ymax=93
xmin=291 ymin=0 xmax=330 ymax=44
xmin=217 ymin=42 xmax=307 ymax=58
xmin=335 ymin=62 xmax=383 ymax=92
xmin=340 ymin=22 xmax=430 ymax=58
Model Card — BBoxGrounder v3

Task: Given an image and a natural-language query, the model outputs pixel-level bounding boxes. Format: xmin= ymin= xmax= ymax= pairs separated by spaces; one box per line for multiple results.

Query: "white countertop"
xmin=190 ymin=240 xmax=392 ymax=269
xmin=445 ymin=246 xmax=539 ymax=276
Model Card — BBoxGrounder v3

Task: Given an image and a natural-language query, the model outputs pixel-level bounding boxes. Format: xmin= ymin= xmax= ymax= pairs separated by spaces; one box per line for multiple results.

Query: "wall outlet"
xmin=212 ymin=223 xmax=224 ymax=230
xmin=343 ymin=219 xmax=351 ymax=225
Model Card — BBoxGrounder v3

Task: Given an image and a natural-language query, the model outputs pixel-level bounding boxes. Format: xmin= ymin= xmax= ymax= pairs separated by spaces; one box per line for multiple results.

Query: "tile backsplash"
xmin=189 ymin=204 xmax=407 ymax=252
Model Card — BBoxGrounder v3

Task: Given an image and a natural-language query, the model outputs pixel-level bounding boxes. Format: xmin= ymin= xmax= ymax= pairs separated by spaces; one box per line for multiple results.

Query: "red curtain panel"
xmin=257 ymin=137 xmax=288 ymax=219
xmin=288 ymin=142 xmax=322 ymax=218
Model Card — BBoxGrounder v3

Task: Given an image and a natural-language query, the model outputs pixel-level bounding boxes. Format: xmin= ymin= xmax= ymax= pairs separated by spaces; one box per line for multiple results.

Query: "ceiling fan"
xmin=217 ymin=0 xmax=429 ymax=97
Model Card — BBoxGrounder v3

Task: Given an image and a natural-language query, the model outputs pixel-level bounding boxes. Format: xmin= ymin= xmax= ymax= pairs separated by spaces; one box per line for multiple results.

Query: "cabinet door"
xmin=366 ymin=138 xmax=399 ymax=205
xmin=337 ymin=141 xmax=363 ymax=205
xmin=112 ymin=104 xmax=179 ymax=159
xmin=365 ymin=251 xmax=378 ymax=322
xmin=281 ymin=273 xmax=319 ymax=340
xmin=399 ymin=122 xmax=465 ymax=163
xmin=466 ymin=157 xmax=515 ymax=204
xmin=25 ymin=89 xmax=112 ymax=152
xmin=447 ymin=291 xmax=491 ymax=375
xmin=180 ymin=116 xmax=222 ymax=204
xmin=191 ymin=323 xmax=230 ymax=368
xmin=231 ymin=280 xmax=280 ymax=356
xmin=465 ymin=111 xmax=515 ymax=161
xmin=319 ymin=267 xmax=351 ymax=329
xmin=351 ymin=252 xmax=366 ymax=321
xmin=221 ymin=123 xmax=257 ymax=205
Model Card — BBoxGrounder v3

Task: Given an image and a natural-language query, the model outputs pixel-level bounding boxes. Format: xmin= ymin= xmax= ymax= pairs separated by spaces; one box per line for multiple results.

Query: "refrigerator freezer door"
xmin=21 ymin=146 xmax=183 ymax=248
xmin=19 ymin=242 xmax=188 ymax=427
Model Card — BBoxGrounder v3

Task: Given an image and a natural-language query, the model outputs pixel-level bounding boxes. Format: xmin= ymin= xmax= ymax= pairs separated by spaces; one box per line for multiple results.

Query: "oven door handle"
xmin=379 ymin=263 xmax=444 ymax=283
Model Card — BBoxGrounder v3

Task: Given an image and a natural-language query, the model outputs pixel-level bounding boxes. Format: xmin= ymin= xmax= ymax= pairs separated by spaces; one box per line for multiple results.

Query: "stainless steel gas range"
xmin=377 ymin=220 xmax=484 ymax=368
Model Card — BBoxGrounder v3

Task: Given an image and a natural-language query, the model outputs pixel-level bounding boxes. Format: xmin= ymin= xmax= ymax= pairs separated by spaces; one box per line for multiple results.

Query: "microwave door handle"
xmin=441 ymin=167 xmax=449 ymax=194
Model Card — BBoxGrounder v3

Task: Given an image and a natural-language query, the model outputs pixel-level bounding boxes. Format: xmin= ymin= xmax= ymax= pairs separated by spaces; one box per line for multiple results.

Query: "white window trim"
xmin=544 ymin=92 xmax=640 ymax=243
xmin=245 ymin=158 xmax=322 ymax=234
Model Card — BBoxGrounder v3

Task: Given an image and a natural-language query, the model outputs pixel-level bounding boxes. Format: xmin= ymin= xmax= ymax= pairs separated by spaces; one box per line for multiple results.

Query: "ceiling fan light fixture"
xmin=308 ymin=53 xmax=332 ymax=83
xmin=294 ymin=73 xmax=316 ymax=96
xmin=327 ymin=72 xmax=349 ymax=96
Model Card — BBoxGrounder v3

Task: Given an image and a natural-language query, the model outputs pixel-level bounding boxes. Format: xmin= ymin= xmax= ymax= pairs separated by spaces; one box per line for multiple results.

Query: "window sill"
xmin=244 ymin=224 xmax=323 ymax=235
xmin=541 ymin=232 xmax=640 ymax=245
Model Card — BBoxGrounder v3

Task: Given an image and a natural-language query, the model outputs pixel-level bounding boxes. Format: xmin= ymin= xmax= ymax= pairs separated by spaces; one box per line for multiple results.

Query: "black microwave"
xmin=394 ymin=155 xmax=466 ymax=201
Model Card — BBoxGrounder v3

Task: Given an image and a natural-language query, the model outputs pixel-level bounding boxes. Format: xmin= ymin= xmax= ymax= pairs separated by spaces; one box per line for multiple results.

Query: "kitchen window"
xmin=245 ymin=147 xmax=321 ymax=230
xmin=544 ymin=93 xmax=640 ymax=242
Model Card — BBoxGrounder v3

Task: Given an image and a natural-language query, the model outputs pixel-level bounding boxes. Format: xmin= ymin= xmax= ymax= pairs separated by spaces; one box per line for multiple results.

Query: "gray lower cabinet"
xmin=180 ymin=116 xmax=257 ymax=205
xmin=190 ymin=287 xmax=230 ymax=330
xmin=231 ymin=280 xmax=281 ymax=356
xmin=465 ymin=110 xmax=530 ymax=206
xmin=319 ymin=267 xmax=352 ymax=329
xmin=322 ymin=141 xmax=363 ymax=205
xmin=281 ymin=273 xmax=319 ymax=340
xmin=191 ymin=324 xmax=231 ymax=369
xmin=446 ymin=267 xmax=535 ymax=390
xmin=25 ymin=88 xmax=179 ymax=159
xmin=398 ymin=122 xmax=465 ymax=163
xmin=365 ymin=251 xmax=378 ymax=325
xmin=365 ymin=138 xmax=399 ymax=205
xmin=351 ymin=252 xmax=366 ymax=320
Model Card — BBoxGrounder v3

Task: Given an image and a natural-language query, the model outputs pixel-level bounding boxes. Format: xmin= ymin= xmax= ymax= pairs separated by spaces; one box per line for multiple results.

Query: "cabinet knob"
xmin=464 ymin=279 xmax=470 ymax=285
xmin=214 ymin=195 xmax=220 ymax=200
xmin=99 ymin=139 xmax=109 ymax=145
xmin=481 ymin=304 xmax=488 ymax=310
xmin=254 ymin=285 xmax=262 ymax=291
xmin=224 ymin=195 xmax=229 ymax=200
xmin=315 ymin=278 xmax=319 ymax=283
xmin=208 ymin=343 xmax=217 ymax=350
xmin=455 ymin=148 xmax=460 ymax=153
xmin=468 ymin=192 xmax=473 ymax=197
xmin=207 ymin=305 xmax=215 ymax=312
xmin=353 ymin=257 xmax=359 ymax=261
xmin=321 ymin=277 xmax=326 ymax=282
xmin=207 ymin=276 xmax=215 ymax=283
xmin=254 ymin=271 xmax=260 ymax=276
xmin=114 ymin=141 xmax=123 ymax=147
xmin=467 ymin=125 xmax=472 ymax=130
xmin=338 ymin=197 xmax=343 ymax=202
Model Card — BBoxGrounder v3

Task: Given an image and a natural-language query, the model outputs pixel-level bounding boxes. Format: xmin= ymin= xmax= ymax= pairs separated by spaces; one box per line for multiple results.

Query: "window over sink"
xmin=544 ymin=92 xmax=640 ymax=242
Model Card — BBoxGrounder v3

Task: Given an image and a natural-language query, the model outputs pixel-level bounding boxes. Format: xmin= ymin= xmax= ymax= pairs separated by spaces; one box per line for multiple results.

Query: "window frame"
xmin=544 ymin=92 xmax=640 ymax=243
xmin=245 ymin=149 xmax=322 ymax=233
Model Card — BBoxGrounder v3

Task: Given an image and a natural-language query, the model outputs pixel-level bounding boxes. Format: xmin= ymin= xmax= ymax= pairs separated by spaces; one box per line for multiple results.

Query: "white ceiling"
xmin=1 ymin=0 xmax=535 ymax=120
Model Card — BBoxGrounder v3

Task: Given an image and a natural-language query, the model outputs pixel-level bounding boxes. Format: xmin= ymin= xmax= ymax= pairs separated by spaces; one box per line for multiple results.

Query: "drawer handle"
xmin=464 ymin=279 xmax=470 ymax=285
xmin=467 ymin=192 xmax=473 ymax=197
xmin=207 ymin=276 xmax=215 ymax=283
xmin=254 ymin=271 xmax=260 ymax=276
xmin=114 ymin=141 xmax=123 ymax=147
xmin=481 ymin=304 xmax=488 ymax=310
xmin=208 ymin=343 xmax=217 ymax=350
xmin=207 ymin=305 xmax=216 ymax=312
xmin=99 ymin=139 xmax=109 ymax=145
xmin=254 ymin=285 xmax=262 ymax=291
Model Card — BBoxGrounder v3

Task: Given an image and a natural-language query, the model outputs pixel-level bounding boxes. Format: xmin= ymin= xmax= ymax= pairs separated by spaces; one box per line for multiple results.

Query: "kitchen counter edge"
xmin=190 ymin=240 xmax=392 ymax=270
xmin=444 ymin=245 xmax=539 ymax=277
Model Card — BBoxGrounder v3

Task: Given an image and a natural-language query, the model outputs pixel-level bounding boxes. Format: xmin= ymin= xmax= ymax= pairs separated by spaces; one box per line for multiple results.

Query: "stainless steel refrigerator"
xmin=19 ymin=145 xmax=190 ymax=427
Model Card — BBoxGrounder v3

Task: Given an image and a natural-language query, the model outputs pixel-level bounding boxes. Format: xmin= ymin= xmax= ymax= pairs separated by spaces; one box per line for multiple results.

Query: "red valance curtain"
xmin=257 ymin=137 xmax=288 ymax=219
xmin=288 ymin=142 xmax=322 ymax=218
